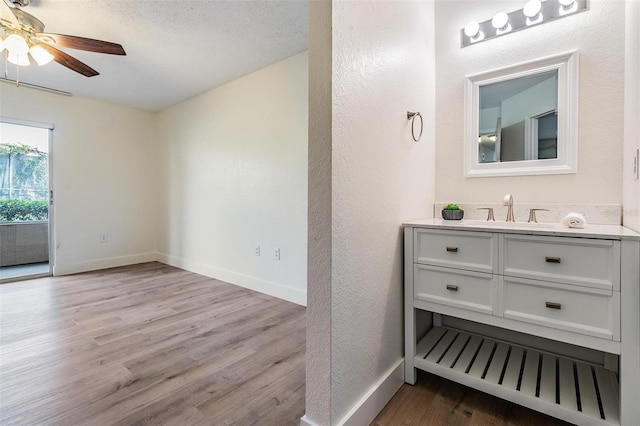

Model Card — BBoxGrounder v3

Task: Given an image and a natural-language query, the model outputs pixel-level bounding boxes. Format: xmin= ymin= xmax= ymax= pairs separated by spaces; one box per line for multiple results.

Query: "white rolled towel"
xmin=561 ymin=213 xmax=587 ymax=229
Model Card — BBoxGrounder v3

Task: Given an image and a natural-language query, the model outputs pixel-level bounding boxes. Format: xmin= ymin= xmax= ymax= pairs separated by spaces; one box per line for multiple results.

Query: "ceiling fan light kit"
xmin=28 ymin=43 xmax=52 ymax=65
xmin=0 ymin=0 xmax=126 ymax=83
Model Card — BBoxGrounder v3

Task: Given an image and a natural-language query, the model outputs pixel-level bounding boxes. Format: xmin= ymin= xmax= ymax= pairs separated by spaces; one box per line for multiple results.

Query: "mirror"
xmin=464 ymin=51 xmax=578 ymax=177
xmin=478 ymin=70 xmax=558 ymax=163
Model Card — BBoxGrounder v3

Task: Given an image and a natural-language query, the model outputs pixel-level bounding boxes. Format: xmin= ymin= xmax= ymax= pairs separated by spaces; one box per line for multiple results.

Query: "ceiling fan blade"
xmin=39 ymin=44 xmax=99 ymax=77
xmin=0 ymin=0 xmax=18 ymax=25
xmin=36 ymin=33 xmax=126 ymax=55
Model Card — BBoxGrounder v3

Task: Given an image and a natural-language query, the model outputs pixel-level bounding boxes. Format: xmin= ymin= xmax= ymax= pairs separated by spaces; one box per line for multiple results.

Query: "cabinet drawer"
xmin=501 ymin=277 xmax=619 ymax=341
xmin=414 ymin=228 xmax=497 ymax=273
xmin=414 ymin=264 xmax=497 ymax=315
xmin=502 ymin=234 xmax=620 ymax=291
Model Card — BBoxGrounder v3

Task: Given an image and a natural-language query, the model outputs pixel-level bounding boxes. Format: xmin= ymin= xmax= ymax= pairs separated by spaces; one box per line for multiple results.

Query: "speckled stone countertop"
xmin=403 ymin=218 xmax=640 ymax=241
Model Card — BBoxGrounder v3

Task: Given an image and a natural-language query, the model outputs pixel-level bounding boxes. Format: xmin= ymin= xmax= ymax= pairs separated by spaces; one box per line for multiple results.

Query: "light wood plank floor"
xmin=372 ymin=370 xmax=572 ymax=426
xmin=1 ymin=262 xmax=576 ymax=426
xmin=0 ymin=262 xmax=305 ymax=425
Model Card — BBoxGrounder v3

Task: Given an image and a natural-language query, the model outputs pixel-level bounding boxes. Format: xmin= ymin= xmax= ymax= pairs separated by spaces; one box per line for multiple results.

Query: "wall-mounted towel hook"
xmin=407 ymin=111 xmax=423 ymax=142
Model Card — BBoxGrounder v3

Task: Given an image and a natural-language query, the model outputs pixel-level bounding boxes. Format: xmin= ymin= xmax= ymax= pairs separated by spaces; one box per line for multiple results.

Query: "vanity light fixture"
xmin=461 ymin=0 xmax=588 ymax=47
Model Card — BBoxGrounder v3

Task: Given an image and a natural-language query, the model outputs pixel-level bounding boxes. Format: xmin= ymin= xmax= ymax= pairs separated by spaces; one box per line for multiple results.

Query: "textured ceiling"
xmin=2 ymin=0 xmax=308 ymax=111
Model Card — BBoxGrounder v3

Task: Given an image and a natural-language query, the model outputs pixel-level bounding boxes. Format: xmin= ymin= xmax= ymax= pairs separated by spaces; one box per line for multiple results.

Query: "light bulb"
xmin=559 ymin=0 xmax=577 ymax=15
xmin=464 ymin=21 xmax=480 ymax=37
xmin=29 ymin=44 xmax=54 ymax=65
xmin=8 ymin=51 xmax=30 ymax=66
xmin=4 ymin=34 xmax=29 ymax=55
xmin=463 ymin=21 xmax=484 ymax=43
xmin=491 ymin=12 xmax=509 ymax=30
xmin=524 ymin=0 xmax=543 ymax=25
xmin=523 ymin=0 xmax=542 ymax=17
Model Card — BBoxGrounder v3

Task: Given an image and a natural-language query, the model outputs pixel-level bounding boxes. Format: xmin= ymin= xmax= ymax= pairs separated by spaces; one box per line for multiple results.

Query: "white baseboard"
xmin=336 ymin=359 xmax=405 ymax=426
xmin=53 ymin=252 xmax=157 ymax=276
xmin=156 ymin=252 xmax=307 ymax=306
xmin=299 ymin=415 xmax=321 ymax=426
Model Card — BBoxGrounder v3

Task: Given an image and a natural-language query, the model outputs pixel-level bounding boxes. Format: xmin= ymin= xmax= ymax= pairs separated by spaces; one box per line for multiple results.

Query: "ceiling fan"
xmin=0 ymin=0 xmax=125 ymax=77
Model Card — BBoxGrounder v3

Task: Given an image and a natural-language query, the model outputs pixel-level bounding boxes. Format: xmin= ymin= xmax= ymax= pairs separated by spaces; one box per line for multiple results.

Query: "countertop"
xmin=403 ymin=218 xmax=640 ymax=241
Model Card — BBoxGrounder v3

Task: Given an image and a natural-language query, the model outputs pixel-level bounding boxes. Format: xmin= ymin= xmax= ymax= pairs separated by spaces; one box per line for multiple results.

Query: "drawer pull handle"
xmin=545 ymin=302 xmax=562 ymax=310
xmin=446 ymin=246 xmax=458 ymax=253
xmin=446 ymin=284 xmax=459 ymax=291
xmin=545 ymin=256 xmax=561 ymax=263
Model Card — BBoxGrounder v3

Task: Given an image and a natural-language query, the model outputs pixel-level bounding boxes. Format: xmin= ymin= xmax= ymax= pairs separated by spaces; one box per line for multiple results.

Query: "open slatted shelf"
xmin=415 ymin=327 xmax=620 ymax=426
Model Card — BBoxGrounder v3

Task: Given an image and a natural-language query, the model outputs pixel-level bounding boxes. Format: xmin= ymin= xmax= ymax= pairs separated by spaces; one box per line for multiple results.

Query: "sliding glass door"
xmin=0 ymin=121 xmax=52 ymax=282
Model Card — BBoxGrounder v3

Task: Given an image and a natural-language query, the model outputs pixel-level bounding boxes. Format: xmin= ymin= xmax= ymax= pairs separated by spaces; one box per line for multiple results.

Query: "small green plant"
xmin=443 ymin=203 xmax=461 ymax=210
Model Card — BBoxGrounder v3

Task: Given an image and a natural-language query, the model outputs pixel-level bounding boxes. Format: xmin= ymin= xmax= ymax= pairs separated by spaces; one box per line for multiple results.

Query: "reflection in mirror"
xmin=464 ymin=51 xmax=578 ymax=178
xmin=478 ymin=70 xmax=558 ymax=164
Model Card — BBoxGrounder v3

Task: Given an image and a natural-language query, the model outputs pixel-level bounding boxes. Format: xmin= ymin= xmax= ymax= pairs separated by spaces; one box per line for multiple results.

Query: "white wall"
xmin=0 ymin=84 xmax=157 ymax=274
xmin=623 ymin=0 xmax=640 ymax=233
xmin=435 ymin=0 xmax=625 ymax=205
xmin=155 ymin=52 xmax=308 ymax=306
xmin=305 ymin=0 xmax=332 ymax=424
xmin=305 ymin=1 xmax=436 ymax=424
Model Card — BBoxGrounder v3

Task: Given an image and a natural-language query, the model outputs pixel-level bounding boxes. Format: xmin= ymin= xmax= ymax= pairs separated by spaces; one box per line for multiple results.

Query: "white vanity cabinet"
xmin=404 ymin=220 xmax=640 ymax=426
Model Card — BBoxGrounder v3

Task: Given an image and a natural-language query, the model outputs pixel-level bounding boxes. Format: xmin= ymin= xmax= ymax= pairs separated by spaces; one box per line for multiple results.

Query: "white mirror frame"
xmin=464 ymin=51 xmax=579 ymax=178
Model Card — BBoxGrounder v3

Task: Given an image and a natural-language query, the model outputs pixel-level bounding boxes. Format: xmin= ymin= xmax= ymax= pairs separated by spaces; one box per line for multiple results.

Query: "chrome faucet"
xmin=503 ymin=194 xmax=515 ymax=222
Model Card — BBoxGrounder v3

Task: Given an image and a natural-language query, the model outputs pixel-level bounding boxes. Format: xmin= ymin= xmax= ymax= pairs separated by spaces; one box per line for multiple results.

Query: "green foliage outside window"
xmin=0 ymin=143 xmax=48 ymax=199
xmin=0 ymin=199 xmax=49 ymax=221
xmin=0 ymin=143 xmax=49 ymax=221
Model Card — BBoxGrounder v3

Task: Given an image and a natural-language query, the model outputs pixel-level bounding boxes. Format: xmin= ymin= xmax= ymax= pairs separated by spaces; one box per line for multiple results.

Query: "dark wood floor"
xmin=0 ymin=262 xmax=305 ymax=425
xmin=372 ymin=370 xmax=571 ymax=426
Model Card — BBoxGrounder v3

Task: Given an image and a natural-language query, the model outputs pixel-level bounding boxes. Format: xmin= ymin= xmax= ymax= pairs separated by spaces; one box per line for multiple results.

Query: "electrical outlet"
xmin=255 ymin=245 xmax=261 ymax=256
xmin=274 ymin=247 xmax=280 ymax=260
xmin=100 ymin=233 xmax=108 ymax=242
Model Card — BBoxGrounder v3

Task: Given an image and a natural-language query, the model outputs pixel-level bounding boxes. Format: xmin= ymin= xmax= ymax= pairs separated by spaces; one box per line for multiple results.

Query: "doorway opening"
xmin=0 ymin=121 xmax=52 ymax=283
xmin=524 ymin=110 xmax=558 ymax=161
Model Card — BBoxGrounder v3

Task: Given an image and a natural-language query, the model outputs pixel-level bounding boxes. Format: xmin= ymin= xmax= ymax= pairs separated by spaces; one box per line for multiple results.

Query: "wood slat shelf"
xmin=415 ymin=327 xmax=620 ymax=426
